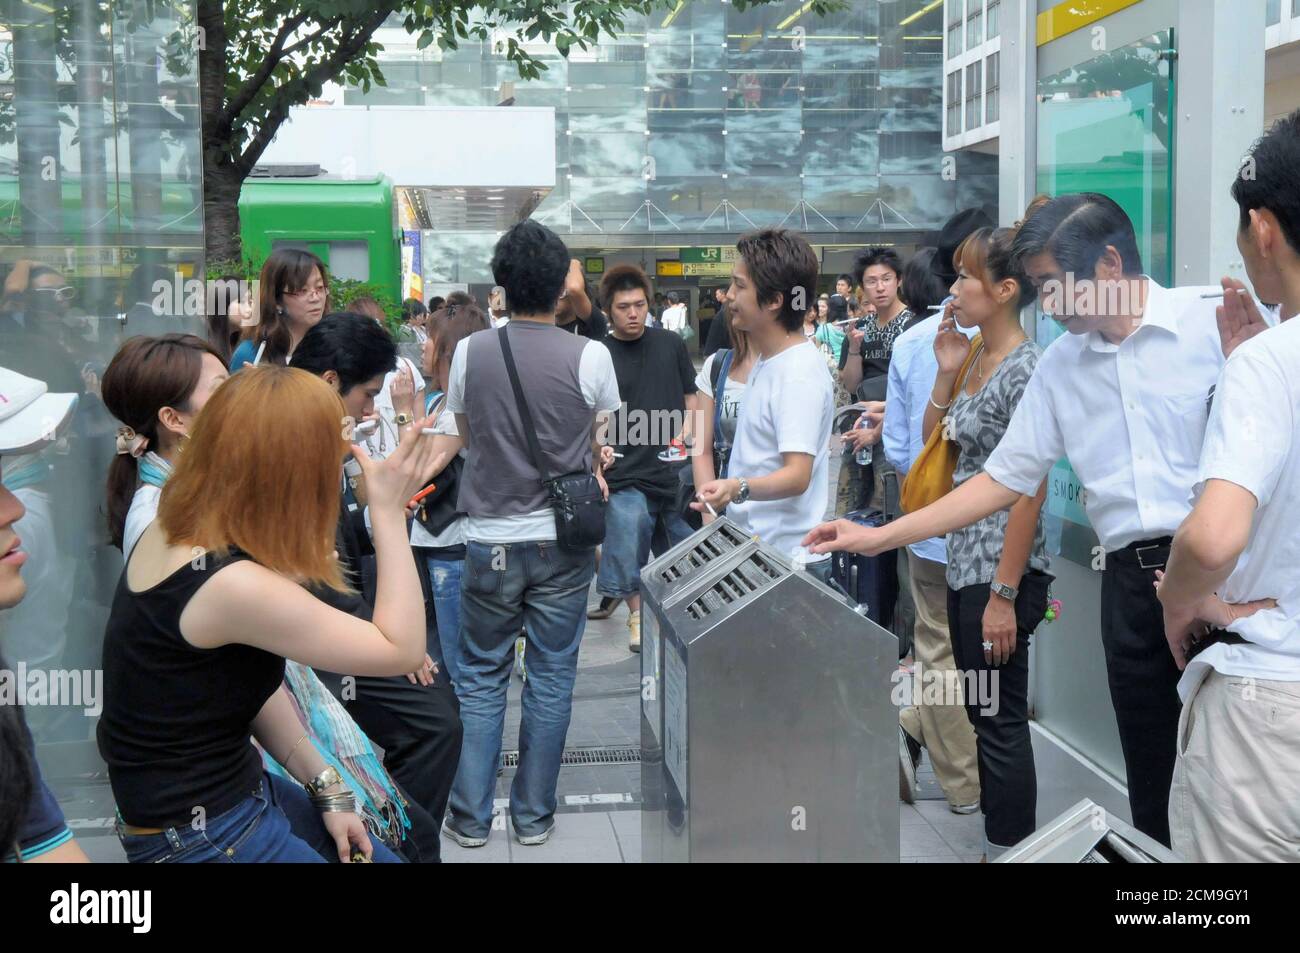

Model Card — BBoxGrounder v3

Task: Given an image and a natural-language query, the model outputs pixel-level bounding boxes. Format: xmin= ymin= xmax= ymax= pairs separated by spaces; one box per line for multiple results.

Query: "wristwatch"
xmin=305 ymin=765 xmax=343 ymax=797
xmin=990 ymin=581 xmax=1018 ymax=602
xmin=394 ymin=412 xmax=414 ymax=427
xmin=733 ymin=477 xmax=751 ymax=504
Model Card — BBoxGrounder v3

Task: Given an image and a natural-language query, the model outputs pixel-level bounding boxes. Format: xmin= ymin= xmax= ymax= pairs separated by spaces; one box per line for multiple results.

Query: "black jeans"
xmin=947 ymin=570 xmax=1050 ymax=850
xmin=1100 ymin=541 xmax=1182 ymax=847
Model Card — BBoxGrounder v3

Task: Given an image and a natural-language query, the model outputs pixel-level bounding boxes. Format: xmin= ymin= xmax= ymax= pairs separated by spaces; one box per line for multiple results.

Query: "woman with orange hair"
xmin=97 ymin=364 xmax=439 ymax=863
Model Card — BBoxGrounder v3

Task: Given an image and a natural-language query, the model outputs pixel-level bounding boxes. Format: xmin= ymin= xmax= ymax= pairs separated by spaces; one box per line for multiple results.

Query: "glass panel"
xmin=1032 ymin=29 xmax=1177 ymax=779
xmin=987 ymin=0 xmax=1000 ymax=38
xmin=328 ymin=241 xmax=371 ymax=282
xmin=986 ymin=53 xmax=1000 ymax=124
xmin=0 ymin=2 xmax=205 ymax=792
xmin=947 ymin=70 xmax=962 ymax=135
xmin=1267 ymin=0 xmax=1281 ymax=27
xmin=967 ymin=8 xmax=983 ymax=48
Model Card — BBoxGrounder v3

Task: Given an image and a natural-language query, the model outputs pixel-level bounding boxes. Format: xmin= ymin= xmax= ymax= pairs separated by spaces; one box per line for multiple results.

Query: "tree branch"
xmin=219 ymin=12 xmax=311 ymax=135
xmin=234 ymin=7 xmax=395 ymax=176
xmin=279 ymin=16 xmax=344 ymax=59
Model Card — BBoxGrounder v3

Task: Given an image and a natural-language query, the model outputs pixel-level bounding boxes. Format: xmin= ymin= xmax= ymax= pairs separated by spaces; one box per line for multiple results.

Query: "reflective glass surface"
xmin=341 ymin=0 xmax=990 ymax=265
xmin=0 ymin=3 xmax=204 ymax=771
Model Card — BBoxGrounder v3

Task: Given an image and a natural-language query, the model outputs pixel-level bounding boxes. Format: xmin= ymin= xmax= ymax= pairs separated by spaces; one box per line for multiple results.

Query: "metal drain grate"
xmin=500 ymin=745 xmax=641 ymax=768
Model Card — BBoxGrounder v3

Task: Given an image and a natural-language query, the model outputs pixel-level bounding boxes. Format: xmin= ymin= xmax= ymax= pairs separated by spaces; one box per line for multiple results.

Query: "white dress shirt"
xmin=882 ymin=301 xmax=975 ymax=563
xmin=984 ymin=279 xmax=1227 ymax=552
xmin=1178 ymin=315 xmax=1300 ymax=698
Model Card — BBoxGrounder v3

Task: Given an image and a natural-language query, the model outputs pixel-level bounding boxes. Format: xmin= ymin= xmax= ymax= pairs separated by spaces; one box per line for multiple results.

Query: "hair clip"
xmin=115 ymin=426 xmax=148 ymax=458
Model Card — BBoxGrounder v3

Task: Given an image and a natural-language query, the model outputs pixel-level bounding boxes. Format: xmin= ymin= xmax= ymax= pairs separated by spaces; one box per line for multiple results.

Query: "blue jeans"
xmin=116 ymin=772 xmax=403 ymax=863
xmin=424 ymin=555 xmax=465 ymax=691
xmin=448 ymin=540 xmax=595 ymax=838
xmin=595 ymin=487 xmax=694 ymax=599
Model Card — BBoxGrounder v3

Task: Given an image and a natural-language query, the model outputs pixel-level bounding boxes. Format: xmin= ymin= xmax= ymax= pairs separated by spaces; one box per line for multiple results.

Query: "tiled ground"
xmin=438 ymin=593 xmax=985 ymax=864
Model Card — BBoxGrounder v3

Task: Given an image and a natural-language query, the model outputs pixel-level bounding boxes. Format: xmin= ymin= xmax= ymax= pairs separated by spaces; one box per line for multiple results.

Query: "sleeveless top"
xmin=97 ymin=548 xmax=286 ymax=828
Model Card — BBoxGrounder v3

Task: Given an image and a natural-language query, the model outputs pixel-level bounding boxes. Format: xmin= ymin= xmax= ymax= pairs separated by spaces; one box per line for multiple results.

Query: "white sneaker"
xmin=628 ymin=610 xmax=641 ymax=653
xmin=515 ymin=822 xmax=555 ymax=846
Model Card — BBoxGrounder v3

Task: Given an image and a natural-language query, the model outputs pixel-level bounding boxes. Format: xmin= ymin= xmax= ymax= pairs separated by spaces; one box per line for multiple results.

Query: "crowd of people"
xmin=1 ymin=109 xmax=1298 ymax=864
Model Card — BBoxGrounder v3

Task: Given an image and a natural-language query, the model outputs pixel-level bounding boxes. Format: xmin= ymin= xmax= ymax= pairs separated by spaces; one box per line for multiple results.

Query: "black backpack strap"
xmin=497 ymin=325 xmax=552 ymax=484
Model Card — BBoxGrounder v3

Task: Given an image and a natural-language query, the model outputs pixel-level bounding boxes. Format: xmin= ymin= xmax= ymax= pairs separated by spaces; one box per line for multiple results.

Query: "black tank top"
xmin=97 ymin=549 xmax=285 ymax=828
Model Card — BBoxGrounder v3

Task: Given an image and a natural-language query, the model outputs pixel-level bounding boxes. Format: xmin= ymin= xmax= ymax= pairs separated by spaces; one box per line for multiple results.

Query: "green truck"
xmin=239 ymin=166 xmax=401 ymax=302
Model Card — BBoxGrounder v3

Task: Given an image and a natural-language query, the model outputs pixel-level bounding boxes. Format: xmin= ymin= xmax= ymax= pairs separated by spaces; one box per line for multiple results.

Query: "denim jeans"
xmin=424 ymin=555 xmax=466 ymax=690
xmin=595 ymin=487 xmax=694 ymax=599
xmin=447 ymin=540 xmax=595 ymax=838
xmin=116 ymin=772 xmax=403 ymax=863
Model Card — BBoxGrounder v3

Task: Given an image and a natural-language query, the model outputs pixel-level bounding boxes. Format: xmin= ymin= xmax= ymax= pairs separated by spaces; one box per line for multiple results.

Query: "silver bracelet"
xmin=310 ymin=793 xmax=358 ymax=814
xmin=928 ymin=394 xmax=952 ymax=411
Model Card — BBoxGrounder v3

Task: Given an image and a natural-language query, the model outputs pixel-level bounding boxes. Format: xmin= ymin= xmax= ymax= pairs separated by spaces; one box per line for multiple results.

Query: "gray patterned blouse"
xmin=945 ymin=338 xmax=1051 ymax=590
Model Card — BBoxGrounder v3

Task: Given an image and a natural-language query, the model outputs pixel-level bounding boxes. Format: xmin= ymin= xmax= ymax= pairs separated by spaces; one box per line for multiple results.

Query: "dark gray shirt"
xmin=946 ymin=338 xmax=1051 ymax=590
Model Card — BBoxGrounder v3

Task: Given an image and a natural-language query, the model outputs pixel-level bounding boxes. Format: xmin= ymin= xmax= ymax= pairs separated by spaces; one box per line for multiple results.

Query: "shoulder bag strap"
xmin=497 ymin=325 xmax=552 ymax=484
xmin=711 ymin=348 xmax=734 ymax=444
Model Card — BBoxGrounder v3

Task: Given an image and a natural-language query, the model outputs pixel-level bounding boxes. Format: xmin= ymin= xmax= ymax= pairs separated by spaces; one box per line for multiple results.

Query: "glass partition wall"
xmin=0 ymin=2 xmax=204 ymax=781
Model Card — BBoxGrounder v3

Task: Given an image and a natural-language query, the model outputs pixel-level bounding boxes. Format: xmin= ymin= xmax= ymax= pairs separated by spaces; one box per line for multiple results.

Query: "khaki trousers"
xmin=1169 ymin=668 xmax=1300 ymax=862
xmin=898 ymin=550 xmax=980 ymax=806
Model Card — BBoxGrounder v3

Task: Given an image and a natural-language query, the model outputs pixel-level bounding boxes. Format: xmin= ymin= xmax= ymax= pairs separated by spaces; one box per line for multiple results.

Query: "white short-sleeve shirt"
xmin=1177 ymin=316 xmax=1300 ymax=698
xmin=725 ymin=340 xmax=834 ymax=561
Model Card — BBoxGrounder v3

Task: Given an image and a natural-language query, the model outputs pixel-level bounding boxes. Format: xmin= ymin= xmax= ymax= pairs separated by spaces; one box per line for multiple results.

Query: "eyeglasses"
xmin=284 ymin=286 xmax=327 ymax=300
xmin=35 ymin=286 xmax=77 ymax=302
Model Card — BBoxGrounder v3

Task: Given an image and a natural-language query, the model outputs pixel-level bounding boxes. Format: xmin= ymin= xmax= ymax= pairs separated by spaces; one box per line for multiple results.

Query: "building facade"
xmin=339 ymin=0 xmax=998 ymax=292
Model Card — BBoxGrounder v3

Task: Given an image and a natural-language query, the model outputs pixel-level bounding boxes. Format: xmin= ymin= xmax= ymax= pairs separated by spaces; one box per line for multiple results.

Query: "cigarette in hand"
xmin=408 ymin=484 xmax=437 ymax=508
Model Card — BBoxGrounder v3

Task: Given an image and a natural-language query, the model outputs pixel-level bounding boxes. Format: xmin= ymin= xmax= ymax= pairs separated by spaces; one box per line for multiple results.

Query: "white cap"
xmin=0 ymin=366 xmax=77 ymax=455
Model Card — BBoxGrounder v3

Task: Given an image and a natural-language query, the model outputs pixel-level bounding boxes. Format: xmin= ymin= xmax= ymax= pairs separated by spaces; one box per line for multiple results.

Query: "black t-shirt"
xmin=838 ymin=307 xmax=913 ymax=399
xmin=557 ymin=303 xmax=607 ymax=340
xmin=602 ymin=327 xmax=698 ymax=500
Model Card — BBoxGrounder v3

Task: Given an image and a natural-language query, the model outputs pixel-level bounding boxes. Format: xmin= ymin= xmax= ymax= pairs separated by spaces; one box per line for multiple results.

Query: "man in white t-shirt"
xmin=694 ymin=228 xmax=854 ymax=583
xmin=1157 ymin=111 xmax=1300 ymax=861
xmin=660 ymin=291 xmax=688 ymax=335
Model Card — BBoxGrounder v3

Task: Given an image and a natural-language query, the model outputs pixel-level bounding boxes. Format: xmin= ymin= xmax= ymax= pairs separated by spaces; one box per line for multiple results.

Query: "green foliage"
xmin=330 ymin=276 xmax=403 ymax=337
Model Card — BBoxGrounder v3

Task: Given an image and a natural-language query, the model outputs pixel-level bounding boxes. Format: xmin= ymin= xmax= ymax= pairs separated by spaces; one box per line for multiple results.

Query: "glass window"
xmin=1267 ymin=0 xmax=1281 ymax=26
xmin=947 ymin=0 xmax=963 ymax=56
xmin=0 ymin=2 xmax=205 ymax=788
xmin=328 ymin=241 xmax=370 ymax=282
xmin=967 ymin=6 xmax=983 ymax=48
xmin=965 ymin=62 xmax=981 ymax=130
xmin=947 ymin=70 xmax=962 ymax=136
xmin=987 ymin=0 xmax=1000 ymax=38
xmin=985 ymin=52 xmax=1000 ymax=124
xmin=1294 ymin=0 xmax=1300 ymax=20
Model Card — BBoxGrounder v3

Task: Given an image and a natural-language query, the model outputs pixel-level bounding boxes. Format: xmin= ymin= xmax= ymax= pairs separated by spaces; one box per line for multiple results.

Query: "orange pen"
xmin=409 ymin=484 xmax=437 ymax=508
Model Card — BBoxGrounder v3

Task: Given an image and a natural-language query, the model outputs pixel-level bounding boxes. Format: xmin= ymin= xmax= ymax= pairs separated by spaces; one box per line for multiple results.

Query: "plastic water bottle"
xmin=854 ymin=416 xmax=873 ymax=466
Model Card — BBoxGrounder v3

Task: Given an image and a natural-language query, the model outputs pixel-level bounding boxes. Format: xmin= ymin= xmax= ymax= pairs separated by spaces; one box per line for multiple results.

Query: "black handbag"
xmin=498 ymin=326 xmax=606 ymax=550
xmin=412 ymin=393 xmax=465 ymax=536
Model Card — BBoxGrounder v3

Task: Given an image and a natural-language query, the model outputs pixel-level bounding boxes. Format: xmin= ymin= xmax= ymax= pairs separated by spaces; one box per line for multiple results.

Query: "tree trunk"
xmin=204 ymin=159 xmax=245 ymax=268
xmin=197 ymin=0 xmax=242 ymax=269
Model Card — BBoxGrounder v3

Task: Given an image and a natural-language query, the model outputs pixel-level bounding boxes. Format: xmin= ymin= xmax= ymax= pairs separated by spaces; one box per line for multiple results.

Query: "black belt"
xmin=1108 ymin=536 xmax=1174 ymax=571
